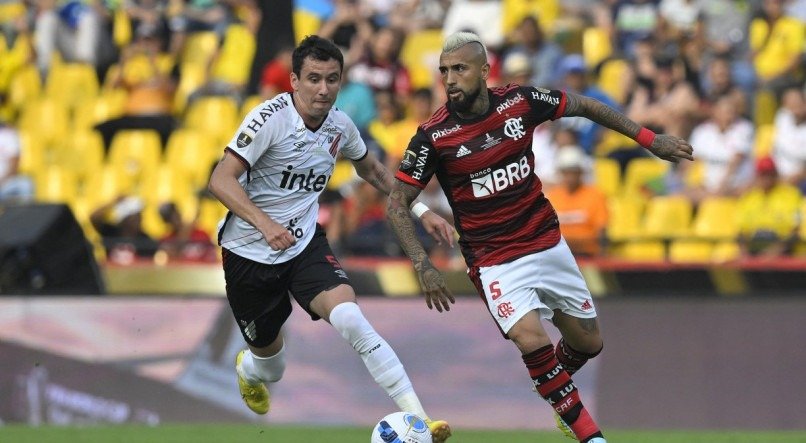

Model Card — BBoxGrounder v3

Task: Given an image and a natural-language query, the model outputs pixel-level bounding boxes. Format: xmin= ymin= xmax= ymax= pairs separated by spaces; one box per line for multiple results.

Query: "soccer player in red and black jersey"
xmin=387 ymin=32 xmax=694 ymax=443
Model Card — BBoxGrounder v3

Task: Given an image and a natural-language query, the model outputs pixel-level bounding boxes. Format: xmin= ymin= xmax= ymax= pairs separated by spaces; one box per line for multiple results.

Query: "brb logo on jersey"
xmin=470 ymin=156 xmax=531 ymax=198
xmin=279 ymin=166 xmax=330 ymax=192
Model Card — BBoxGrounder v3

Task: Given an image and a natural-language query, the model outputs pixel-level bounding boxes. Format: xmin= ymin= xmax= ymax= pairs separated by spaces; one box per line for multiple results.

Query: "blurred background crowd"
xmin=0 ymin=0 xmax=805 ymax=268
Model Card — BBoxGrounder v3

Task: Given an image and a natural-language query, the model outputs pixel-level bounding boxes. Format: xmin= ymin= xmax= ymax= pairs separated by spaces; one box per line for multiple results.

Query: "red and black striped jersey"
xmin=395 ymin=84 xmax=567 ymax=267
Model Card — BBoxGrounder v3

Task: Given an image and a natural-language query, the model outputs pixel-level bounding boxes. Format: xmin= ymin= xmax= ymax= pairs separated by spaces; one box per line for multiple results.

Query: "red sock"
xmin=555 ymin=338 xmax=602 ymax=375
xmin=523 ymin=344 xmax=603 ymax=442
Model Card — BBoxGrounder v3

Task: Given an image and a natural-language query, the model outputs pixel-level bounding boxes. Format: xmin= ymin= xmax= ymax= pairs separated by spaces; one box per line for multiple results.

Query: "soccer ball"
xmin=370 ymin=411 xmax=433 ymax=443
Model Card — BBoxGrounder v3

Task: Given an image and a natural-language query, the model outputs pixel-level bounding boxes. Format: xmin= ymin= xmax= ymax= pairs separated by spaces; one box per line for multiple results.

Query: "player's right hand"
xmin=648 ymin=134 xmax=694 ymax=163
xmin=263 ymin=221 xmax=296 ymax=251
xmin=417 ymin=267 xmax=455 ymax=313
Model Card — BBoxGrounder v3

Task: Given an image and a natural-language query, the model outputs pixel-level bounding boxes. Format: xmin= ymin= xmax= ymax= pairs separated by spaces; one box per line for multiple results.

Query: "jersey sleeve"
xmin=225 ymin=107 xmax=281 ymax=170
xmin=340 ymin=117 xmax=369 ymax=161
xmin=521 ymin=86 xmax=567 ymax=122
xmin=394 ymin=128 xmax=438 ymax=189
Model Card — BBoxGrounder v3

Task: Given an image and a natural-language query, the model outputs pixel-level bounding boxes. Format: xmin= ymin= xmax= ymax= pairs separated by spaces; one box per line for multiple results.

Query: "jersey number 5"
xmin=490 ymin=281 xmax=502 ymax=301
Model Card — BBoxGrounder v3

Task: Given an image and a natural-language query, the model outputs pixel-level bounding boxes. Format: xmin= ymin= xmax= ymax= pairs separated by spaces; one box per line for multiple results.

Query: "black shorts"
xmin=222 ymin=224 xmax=351 ymax=347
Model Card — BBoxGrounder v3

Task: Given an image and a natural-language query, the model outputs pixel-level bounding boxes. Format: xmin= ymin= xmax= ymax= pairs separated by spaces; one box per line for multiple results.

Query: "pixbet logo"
xmin=470 ymin=156 xmax=531 ymax=197
xmin=496 ymin=93 xmax=524 ymax=114
xmin=431 ymin=124 xmax=461 ymax=141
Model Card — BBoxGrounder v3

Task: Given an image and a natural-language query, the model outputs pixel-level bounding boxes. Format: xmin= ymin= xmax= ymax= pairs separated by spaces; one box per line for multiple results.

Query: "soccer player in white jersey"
xmin=208 ymin=35 xmax=453 ymax=442
xmin=387 ymin=32 xmax=694 ymax=443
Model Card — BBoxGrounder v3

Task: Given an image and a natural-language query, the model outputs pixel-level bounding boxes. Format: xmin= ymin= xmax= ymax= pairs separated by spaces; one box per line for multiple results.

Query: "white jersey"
xmin=218 ymin=93 xmax=368 ymax=264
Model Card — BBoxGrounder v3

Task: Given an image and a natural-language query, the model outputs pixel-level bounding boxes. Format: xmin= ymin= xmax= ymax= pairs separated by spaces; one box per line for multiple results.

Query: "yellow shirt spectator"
xmin=750 ymin=15 xmax=805 ymax=80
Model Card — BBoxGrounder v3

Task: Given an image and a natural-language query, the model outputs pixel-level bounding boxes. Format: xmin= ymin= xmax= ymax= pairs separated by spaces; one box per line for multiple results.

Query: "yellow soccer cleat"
xmin=554 ymin=412 xmax=577 ymax=440
xmin=235 ymin=350 xmax=269 ymax=414
xmin=425 ymin=418 xmax=452 ymax=443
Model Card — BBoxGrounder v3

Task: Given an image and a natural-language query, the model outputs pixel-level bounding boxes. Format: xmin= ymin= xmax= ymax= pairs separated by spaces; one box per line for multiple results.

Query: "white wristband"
xmin=411 ymin=202 xmax=430 ymax=218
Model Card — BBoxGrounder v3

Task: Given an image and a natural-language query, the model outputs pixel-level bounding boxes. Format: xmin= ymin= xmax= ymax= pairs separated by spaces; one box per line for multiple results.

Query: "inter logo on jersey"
xmin=236 ymin=132 xmax=253 ymax=148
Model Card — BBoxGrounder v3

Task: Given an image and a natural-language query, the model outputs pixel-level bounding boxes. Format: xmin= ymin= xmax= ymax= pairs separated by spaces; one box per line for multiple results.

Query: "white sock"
xmin=239 ymin=345 xmax=286 ymax=385
xmin=329 ymin=302 xmax=428 ymax=419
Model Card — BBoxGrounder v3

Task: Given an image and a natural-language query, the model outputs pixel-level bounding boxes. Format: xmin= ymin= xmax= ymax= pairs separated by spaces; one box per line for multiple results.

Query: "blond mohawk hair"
xmin=442 ymin=31 xmax=488 ymax=59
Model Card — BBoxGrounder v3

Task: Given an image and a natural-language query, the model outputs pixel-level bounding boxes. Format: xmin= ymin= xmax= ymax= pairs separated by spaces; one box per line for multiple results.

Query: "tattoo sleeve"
xmin=387 ymin=181 xmax=433 ymax=272
xmin=352 ymin=152 xmax=393 ymax=196
xmin=564 ymin=92 xmax=641 ymax=139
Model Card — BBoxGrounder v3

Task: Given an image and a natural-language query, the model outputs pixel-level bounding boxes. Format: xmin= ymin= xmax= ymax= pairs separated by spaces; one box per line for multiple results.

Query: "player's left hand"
xmin=419 ymin=211 xmax=455 ymax=248
xmin=647 ymin=134 xmax=694 ymax=163
xmin=416 ymin=266 xmax=455 ymax=313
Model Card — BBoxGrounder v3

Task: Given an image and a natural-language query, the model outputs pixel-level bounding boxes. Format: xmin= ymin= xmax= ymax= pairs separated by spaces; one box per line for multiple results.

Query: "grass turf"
xmin=1 ymin=424 xmax=805 ymax=443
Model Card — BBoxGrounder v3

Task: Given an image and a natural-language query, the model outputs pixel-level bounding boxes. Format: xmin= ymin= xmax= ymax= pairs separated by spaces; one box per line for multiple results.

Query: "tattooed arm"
xmin=563 ymin=92 xmax=695 ymax=163
xmin=353 ymin=152 xmax=455 ymax=247
xmin=387 ymin=180 xmax=455 ymax=312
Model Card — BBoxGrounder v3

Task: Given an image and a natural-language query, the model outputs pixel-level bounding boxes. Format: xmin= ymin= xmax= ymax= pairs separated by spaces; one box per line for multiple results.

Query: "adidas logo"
xmin=581 ymin=299 xmax=593 ymax=311
xmin=456 ymin=145 xmax=472 ymax=157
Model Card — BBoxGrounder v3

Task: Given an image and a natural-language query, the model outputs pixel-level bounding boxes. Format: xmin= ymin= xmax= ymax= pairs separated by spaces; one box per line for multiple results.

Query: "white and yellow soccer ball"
xmin=370 ymin=412 xmax=433 ymax=443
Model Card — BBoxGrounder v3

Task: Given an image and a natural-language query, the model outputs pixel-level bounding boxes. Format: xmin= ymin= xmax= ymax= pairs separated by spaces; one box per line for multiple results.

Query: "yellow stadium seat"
xmin=753 ymin=124 xmax=775 ymax=158
xmin=36 ymin=165 xmax=78 ymax=204
xmin=198 ymin=197 xmax=228 ymax=238
xmin=6 ymin=64 xmax=41 ymax=117
xmin=592 ymin=158 xmax=621 ymax=197
xmin=614 ymin=240 xmax=666 ymax=261
xmin=692 ymin=197 xmax=739 ymax=240
xmin=642 ymin=195 xmax=693 ymax=239
xmin=84 ymin=164 xmax=126 ymax=207
xmin=140 ymin=164 xmax=193 ymax=208
xmin=108 ymin=129 xmax=162 ymax=192
xmin=184 ymin=96 xmax=239 ymax=145
xmin=211 ymin=24 xmax=256 ymax=87
xmin=18 ymin=98 xmax=70 ymax=146
xmin=17 ymin=130 xmax=46 ymax=177
xmin=327 ymin=159 xmax=358 ymax=191
xmin=582 ymin=27 xmax=612 ymax=68
xmin=72 ymin=91 xmax=128 ymax=130
xmin=622 ymin=157 xmax=670 ymax=198
xmin=293 ymin=9 xmax=321 ymax=44
xmin=668 ymin=239 xmax=714 ymax=263
xmin=113 ymin=7 xmax=132 ymax=47
xmin=164 ymin=129 xmax=219 ymax=187
xmin=683 ymin=160 xmax=704 ymax=189
xmin=55 ymin=130 xmax=105 ymax=190
xmin=712 ymin=241 xmax=740 ymax=262
xmin=606 ymin=195 xmax=645 ymax=242
xmin=240 ymin=94 xmax=264 ymax=119
xmin=754 ymin=90 xmax=777 ymax=127
xmin=141 ymin=201 xmax=170 ymax=239
xmin=0 ymin=34 xmax=31 ymax=93
xmin=595 ymin=131 xmax=634 ymax=157
xmin=501 ymin=0 xmax=558 ymax=35
xmin=45 ymin=63 xmax=100 ymax=109
xmin=400 ymin=29 xmax=443 ymax=89
xmin=180 ymin=31 xmax=219 ymax=67
xmin=596 ymin=58 xmax=629 ymax=105
xmin=173 ymin=63 xmax=208 ymax=115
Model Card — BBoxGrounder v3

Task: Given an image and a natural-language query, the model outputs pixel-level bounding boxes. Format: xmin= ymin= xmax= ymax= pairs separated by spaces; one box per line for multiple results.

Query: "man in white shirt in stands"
xmin=0 ymin=119 xmax=33 ymax=202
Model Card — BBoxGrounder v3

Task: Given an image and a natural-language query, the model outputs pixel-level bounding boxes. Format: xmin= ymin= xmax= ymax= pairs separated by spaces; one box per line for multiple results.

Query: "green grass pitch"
xmin=1 ymin=424 xmax=804 ymax=443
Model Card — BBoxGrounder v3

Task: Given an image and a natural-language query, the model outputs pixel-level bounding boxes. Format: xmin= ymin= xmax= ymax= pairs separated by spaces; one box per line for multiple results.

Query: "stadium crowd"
xmin=0 ymin=0 xmax=805 ymax=266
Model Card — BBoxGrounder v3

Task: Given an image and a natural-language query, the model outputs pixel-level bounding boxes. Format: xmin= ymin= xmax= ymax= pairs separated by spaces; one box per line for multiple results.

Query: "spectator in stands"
xmin=505 ymin=15 xmax=564 ymax=89
xmin=94 ymin=24 xmax=177 ymax=150
xmin=736 ymin=156 xmax=802 ymax=258
xmin=369 ymin=88 xmax=433 ymax=169
xmin=348 ymin=26 xmax=412 ymax=100
xmin=545 ymin=146 xmax=608 ymax=257
xmin=626 ymin=54 xmax=699 ymax=138
xmin=317 ymin=0 xmax=374 ymax=57
xmin=501 ymin=51 xmax=532 ymax=85
xmin=157 ymin=201 xmax=216 ymax=262
xmin=90 ymin=196 xmax=159 ymax=263
xmin=342 ymin=179 xmax=398 ymax=256
xmin=698 ymin=0 xmax=754 ymax=91
xmin=258 ymin=44 xmax=293 ymax=99
xmin=333 ymin=66 xmax=377 ymax=130
xmin=750 ymin=0 xmax=804 ymax=97
xmin=0 ymin=118 xmax=33 ymax=202
xmin=32 ymin=0 xmax=115 ymax=75
xmin=701 ymin=55 xmax=749 ymax=117
xmin=442 ymin=0 xmax=504 ymax=50
xmin=556 ymin=54 xmax=621 ymax=155
xmin=772 ymin=86 xmax=806 ymax=192
xmin=684 ymin=94 xmax=754 ymax=202
xmin=611 ymin=0 xmax=660 ymax=57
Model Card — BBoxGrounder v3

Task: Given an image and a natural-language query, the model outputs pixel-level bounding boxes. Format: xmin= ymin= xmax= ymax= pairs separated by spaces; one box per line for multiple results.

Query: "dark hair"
xmin=292 ymin=35 xmax=344 ymax=77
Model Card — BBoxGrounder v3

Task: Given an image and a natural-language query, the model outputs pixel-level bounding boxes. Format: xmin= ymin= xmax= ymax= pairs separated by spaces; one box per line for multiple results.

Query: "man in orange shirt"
xmin=545 ymin=146 xmax=608 ymax=257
